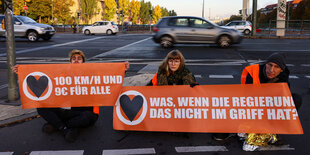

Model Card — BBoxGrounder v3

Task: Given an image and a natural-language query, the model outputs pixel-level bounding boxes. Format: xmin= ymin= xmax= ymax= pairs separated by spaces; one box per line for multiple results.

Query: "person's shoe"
xmin=237 ymin=133 xmax=247 ymax=141
xmin=212 ymin=133 xmax=233 ymax=141
xmin=63 ymin=128 xmax=79 ymax=143
xmin=242 ymin=141 xmax=259 ymax=151
xmin=42 ymin=123 xmax=56 ymax=134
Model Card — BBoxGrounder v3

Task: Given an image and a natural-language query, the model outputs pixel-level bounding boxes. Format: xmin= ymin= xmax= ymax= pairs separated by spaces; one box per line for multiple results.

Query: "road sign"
xmin=23 ymin=5 xmax=28 ymax=11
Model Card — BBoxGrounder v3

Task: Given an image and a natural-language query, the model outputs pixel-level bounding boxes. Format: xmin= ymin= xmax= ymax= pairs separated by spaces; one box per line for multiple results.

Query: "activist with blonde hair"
xmin=149 ymin=50 xmax=197 ymax=86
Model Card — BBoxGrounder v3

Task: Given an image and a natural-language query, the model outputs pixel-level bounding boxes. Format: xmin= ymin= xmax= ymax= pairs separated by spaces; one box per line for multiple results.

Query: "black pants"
xmin=37 ymin=108 xmax=98 ymax=129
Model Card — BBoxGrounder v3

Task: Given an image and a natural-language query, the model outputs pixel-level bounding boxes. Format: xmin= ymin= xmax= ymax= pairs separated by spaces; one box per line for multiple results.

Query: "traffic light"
xmin=120 ymin=10 xmax=123 ymax=15
xmin=149 ymin=10 xmax=152 ymax=15
xmin=77 ymin=12 xmax=80 ymax=17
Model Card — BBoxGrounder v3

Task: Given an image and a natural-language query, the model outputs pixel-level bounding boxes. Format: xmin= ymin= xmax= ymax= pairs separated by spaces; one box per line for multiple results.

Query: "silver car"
xmin=223 ymin=20 xmax=252 ymax=35
xmin=152 ymin=16 xmax=243 ymax=48
xmin=82 ymin=21 xmax=118 ymax=35
xmin=0 ymin=15 xmax=55 ymax=41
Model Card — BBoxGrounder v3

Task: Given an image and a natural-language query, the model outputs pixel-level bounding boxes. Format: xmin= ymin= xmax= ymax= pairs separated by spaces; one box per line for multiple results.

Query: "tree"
xmin=53 ymin=0 xmax=74 ymax=24
xmin=0 ymin=0 xmax=4 ymax=14
xmin=28 ymin=0 xmax=51 ymax=23
xmin=119 ymin=0 xmax=130 ymax=17
xmin=168 ymin=10 xmax=177 ymax=16
xmin=139 ymin=0 xmax=152 ymax=24
xmin=161 ymin=7 xmax=169 ymax=17
xmin=129 ymin=0 xmax=140 ymax=24
xmin=152 ymin=5 xmax=161 ymax=23
xmin=104 ymin=0 xmax=117 ymax=21
xmin=81 ymin=0 xmax=100 ymax=24
xmin=13 ymin=0 xmax=25 ymax=15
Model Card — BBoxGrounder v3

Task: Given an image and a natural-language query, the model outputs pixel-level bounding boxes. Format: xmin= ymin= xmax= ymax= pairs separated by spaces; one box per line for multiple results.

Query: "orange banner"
xmin=113 ymin=83 xmax=303 ymax=134
xmin=18 ymin=63 xmax=125 ymax=109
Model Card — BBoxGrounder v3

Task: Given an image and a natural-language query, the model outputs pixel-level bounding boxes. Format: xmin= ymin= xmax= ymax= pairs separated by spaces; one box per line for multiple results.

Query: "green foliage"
xmin=168 ymin=10 xmax=177 ymax=16
xmin=161 ymin=7 xmax=169 ymax=17
xmin=28 ymin=0 xmax=51 ymax=23
xmin=13 ymin=0 xmax=26 ymax=15
xmin=104 ymin=0 xmax=117 ymax=21
xmin=139 ymin=0 xmax=152 ymax=24
xmin=129 ymin=0 xmax=140 ymax=24
xmin=53 ymin=0 xmax=74 ymax=24
xmin=81 ymin=0 xmax=100 ymax=24
xmin=119 ymin=0 xmax=130 ymax=17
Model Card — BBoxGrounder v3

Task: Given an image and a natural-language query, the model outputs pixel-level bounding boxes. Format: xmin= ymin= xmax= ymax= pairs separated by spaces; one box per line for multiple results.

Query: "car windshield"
xmin=17 ymin=16 xmax=37 ymax=24
xmin=111 ymin=22 xmax=116 ymax=25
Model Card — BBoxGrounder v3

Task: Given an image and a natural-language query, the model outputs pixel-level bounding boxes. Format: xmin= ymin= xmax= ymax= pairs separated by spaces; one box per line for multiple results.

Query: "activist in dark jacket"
xmin=239 ymin=52 xmax=302 ymax=151
xmin=148 ymin=50 xmax=196 ymax=86
xmin=34 ymin=50 xmax=98 ymax=142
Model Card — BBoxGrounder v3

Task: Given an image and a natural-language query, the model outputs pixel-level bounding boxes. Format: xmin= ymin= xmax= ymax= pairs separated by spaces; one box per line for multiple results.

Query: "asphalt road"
xmin=0 ymin=33 xmax=309 ymax=155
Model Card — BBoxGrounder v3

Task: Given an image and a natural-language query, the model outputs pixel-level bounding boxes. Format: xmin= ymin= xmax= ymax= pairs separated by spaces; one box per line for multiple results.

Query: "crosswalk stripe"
xmin=29 ymin=150 xmax=84 ymax=155
xmin=209 ymin=75 xmax=234 ymax=78
xmin=306 ymin=76 xmax=310 ymax=79
xmin=175 ymin=146 xmax=228 ymax=152
xmin=0 ymin=84 xmax=8 ymax=90
xmin=102 ymin=148 xmax=156 ymax=155
xmin=0 ymin=152 xmax=13 ymax=155
xmin=289 ymin=75 xmax=299 ymax=79
xmin=194 ymin=75 xmax=202 ymax=78
xmin=258 ymin=145 xmax=294 ymax=151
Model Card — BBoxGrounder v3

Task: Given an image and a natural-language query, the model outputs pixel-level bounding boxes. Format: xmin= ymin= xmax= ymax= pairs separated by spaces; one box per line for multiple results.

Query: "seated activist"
xmin=13 ymin=49 xmax=130 ymax=142
xmin=148 ymin=49 xmax=197 ymax=86
xmin=214 ymin=52 xmax=302 ymax=151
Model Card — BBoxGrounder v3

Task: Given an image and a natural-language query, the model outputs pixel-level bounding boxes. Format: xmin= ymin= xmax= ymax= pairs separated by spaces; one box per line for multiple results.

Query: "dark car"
xmin=152 ymin=16 xmax=243 ymax=48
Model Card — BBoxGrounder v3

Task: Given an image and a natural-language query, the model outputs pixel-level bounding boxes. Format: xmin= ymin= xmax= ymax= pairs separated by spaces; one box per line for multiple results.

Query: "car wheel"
xmin=217 ymin=35 xmax=231 ymax=48
xmin=160 ymin=36 xmax=173 ymax=48
xmin=84 ymin=29 xmax=91 ymax=35
xmin=244 ymin=29 xmax=250 ymax=35
xmin=106 ymin=29 xmax=113 ymax=35
xmin=27 ymin=31 xmax=39 ymax=42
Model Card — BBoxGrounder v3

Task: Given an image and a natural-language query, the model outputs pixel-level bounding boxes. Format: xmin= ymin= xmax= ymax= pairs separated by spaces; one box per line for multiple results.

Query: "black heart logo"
xmin=26 ymin=75 xmax=48 ymax=98
xmin=120 ymin=95 xmax=144 ymax=122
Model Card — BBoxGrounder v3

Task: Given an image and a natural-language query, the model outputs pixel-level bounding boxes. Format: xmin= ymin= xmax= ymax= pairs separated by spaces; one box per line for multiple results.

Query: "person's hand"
xmin=12 ymin=65 xmax=19 ymax=74
xmin=124 ymin=61 xmax=130 ymax=71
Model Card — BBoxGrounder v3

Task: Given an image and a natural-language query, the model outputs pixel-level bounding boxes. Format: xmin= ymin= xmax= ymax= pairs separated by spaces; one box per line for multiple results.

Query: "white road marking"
xmin=137 ymin=64 xmax=159 ymax=74
xmin=286 ymin=64 xmax=294 ymax=67
xmin=194 ymin=75 xmax=202 ymax=78
xmin=0 ymin=152 xmax=13 ymax=155
xmin=301 ymin=64 xmax=310 ymax=67
xmin=0 ymin=37 xmax=108 ymax=57
xmin=102 ymin=148 xmax=156 ymax=155
xmin=92 ymin=37 xmax=152 ymax=58
xmin=29 ymin=150 xmax=84 ymax=155
xmin=0 ymin=84 xmax=8 ymax=90
xmin=209 ymin=75 xmax=234 ymax=79
xmin=289 ymin=75 xmax=299 ymax=79
xmin=258 ymin=145 xmax=295 ymax=151
xmin=175 ymin=146 xmax=228 ymax=152
xmin=305 ymin=76 xmax=310 ymax=79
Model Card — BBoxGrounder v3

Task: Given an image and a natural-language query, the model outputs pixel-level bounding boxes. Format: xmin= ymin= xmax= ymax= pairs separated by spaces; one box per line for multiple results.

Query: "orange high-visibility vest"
xmin=151 ymin=72 xmax=158 ymax=86
xmin=93 ymin=106 xmax=99 ymax=114
xmin=241 ymin=64 xmax=260 ymax=84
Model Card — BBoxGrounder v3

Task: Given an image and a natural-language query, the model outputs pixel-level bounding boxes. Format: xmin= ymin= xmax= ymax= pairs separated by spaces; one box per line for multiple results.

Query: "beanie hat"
xmin=69 ymin=49 xmax=85 ymax=62
xmin=266 ymin=52 xmax=286 ymax=70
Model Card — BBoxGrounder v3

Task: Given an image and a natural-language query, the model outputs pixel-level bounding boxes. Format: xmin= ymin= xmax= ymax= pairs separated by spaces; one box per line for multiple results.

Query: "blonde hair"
xmin=158 ymin=50 xmax=185 ymax=76
xmin=69 ymin=49 xmax=85 ymax=62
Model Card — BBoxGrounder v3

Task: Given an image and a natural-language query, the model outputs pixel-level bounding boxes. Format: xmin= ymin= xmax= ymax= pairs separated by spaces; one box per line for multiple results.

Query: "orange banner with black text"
xmin=18 ymin=63 xmax=125 ymax=109
xmin=113 ymin=84 xmax=303 ymax=134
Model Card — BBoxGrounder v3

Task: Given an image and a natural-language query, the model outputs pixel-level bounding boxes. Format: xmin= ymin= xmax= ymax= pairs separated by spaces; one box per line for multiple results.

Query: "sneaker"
xmin=63 ymin=128 xmax=79 ymax=143
xmin=212 ymin=133 xmax=233 ymax=141
xmin=42 ymin=123 xmax=56 ymax=134
xmin=237 ymin=133 xmax=247 ymax=141
xmin=243 ymin=141 xmax=259 ymax=151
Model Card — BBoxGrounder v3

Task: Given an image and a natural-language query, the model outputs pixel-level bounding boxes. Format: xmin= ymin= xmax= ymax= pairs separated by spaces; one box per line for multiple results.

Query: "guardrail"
xmin=256 ymin=20 xmax=310 ymax=38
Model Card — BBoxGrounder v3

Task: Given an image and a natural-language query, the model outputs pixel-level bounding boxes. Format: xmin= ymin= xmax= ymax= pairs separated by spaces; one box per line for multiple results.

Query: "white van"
xmin=0 ymin=15 xmax=56 ymax=41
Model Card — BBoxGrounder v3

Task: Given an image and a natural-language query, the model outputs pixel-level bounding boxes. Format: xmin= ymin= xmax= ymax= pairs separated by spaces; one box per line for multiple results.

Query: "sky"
xmin=147 ymin=0 xmax=279 ymax=19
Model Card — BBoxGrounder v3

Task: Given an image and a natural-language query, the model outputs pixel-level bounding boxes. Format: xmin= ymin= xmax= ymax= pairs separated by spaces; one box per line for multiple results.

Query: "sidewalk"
xmin=0 ymin=74 xmax=154 ymax=127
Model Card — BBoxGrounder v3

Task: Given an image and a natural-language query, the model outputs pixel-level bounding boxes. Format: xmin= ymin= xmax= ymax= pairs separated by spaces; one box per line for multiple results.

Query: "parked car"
xmin=82 ymin=21 xmax=118 ymax=35
xmin=223 ymin=20 xmax=252 ymax=35
xmin=152 ymin=16 xmax=243 ymax=48
xmin=0 ymin=15 xmax=55 ymax=41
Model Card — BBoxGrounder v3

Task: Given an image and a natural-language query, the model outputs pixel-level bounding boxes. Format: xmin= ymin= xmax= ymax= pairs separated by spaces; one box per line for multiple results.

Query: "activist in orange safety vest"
xmin=236 ymin=52 xmax=301 ymax=151
xmin=148 ymin=50 xmax=197 ymax=86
